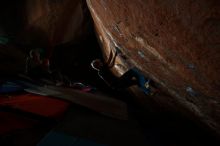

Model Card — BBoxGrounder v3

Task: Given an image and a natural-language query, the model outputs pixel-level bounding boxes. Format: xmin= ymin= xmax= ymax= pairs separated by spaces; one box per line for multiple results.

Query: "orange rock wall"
xmin=87 ymin=0 xmax=220 ymax=135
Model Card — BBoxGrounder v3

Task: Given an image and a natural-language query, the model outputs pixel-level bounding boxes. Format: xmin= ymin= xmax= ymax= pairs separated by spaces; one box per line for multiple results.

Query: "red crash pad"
xmin=0 ymin=93 xmax=70 ymax=134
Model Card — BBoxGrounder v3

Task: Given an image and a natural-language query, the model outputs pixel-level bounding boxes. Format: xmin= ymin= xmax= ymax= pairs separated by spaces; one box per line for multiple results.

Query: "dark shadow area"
xmin=0 ymin=1 xmax=25 ymax=37
xmin=0 ymin=1 xmax=219 ymax=146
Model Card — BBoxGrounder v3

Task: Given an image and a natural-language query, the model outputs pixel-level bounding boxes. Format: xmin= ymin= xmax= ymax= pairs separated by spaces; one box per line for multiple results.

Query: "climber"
xmin=91 ymin=59 xmax=151 ymax=95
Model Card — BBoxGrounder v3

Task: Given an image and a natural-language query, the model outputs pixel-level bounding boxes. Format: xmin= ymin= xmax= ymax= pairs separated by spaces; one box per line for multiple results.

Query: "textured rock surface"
xmin=0 ymin=0 xmax=92 ymax=76
xmin=0 ymin=0 xmax=91 ymax=47
xmin=19 ymin=0 xmax=91 ymax=47
xmin=87 ymin=0 xmax=220 ymax=135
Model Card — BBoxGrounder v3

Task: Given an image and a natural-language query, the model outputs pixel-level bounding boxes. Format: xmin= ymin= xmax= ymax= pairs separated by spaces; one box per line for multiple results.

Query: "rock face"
xmin=87 ymin=0 xmax=220 ymax=135
xmin=0 ymin=0 xmax=91 ymax=48
xmin=18 ymin=0 xmax=91 ymax=47
xmin=0 ymin=0 xmax=92 ymax=76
